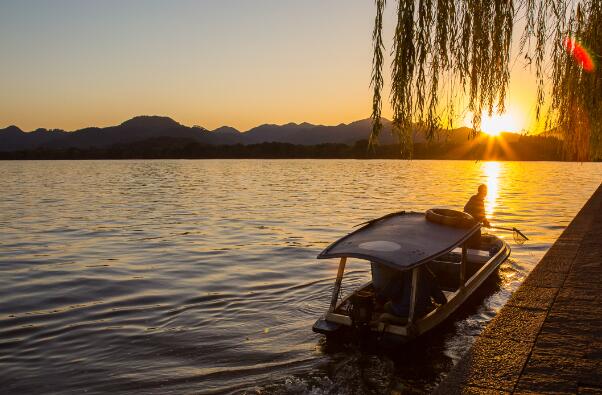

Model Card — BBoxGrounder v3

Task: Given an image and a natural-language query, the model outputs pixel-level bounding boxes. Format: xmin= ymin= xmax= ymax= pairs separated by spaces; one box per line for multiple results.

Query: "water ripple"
xmin=0 ymin=159 xmax=600 ymax=394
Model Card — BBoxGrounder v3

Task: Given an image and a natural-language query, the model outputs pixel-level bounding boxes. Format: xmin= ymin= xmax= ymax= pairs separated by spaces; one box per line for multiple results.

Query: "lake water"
xmin=1 ymin=160 xmax=601 ymax=394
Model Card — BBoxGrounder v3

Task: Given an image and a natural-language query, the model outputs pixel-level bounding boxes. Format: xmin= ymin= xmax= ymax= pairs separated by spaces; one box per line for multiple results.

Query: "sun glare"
xmin=465 ymin=110 xmax=523 ymax=137
xmin=481 ymin=113 xmax=516 ymax=136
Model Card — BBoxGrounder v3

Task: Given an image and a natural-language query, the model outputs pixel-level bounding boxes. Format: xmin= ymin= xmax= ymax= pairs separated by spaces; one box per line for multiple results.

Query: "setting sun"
xmin=481 ymin=113 xmax=519 ymax=136
xmin=465 ymin=110 xmax=523 ymax=136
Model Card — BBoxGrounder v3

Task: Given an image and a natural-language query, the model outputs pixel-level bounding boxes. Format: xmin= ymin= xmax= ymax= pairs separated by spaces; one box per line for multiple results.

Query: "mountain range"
xmin=0 ymin=115 xmax=520 ymax=152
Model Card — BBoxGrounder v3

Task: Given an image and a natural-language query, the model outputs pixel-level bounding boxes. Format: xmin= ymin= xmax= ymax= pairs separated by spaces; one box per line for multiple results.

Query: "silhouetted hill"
xmin=209 ymin=126 xmax=243 ymax=145
xmin=2 ymin=115 xmax=549 ymax=159
xmin=239 ymin=118 xmax=400 ymax=145
xmin=119 ymin=115 xmax=184 ymax=130
xmin=1 ymin=115 xmax=402 ymax=151
xmin=39 ymin=116 xmax=216 ymax=150
xmin=4 ymin=125 xmax=23 ymax=134
xmin=212 ymin=126 xmax=240 ymax=135
xmin=0 ymin=125 xmax=69 ymax=151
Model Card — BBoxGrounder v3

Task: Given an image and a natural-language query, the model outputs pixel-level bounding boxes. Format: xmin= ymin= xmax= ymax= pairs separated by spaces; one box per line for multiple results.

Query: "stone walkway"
xmin=435 ymin=183 xmax=602 ymax=394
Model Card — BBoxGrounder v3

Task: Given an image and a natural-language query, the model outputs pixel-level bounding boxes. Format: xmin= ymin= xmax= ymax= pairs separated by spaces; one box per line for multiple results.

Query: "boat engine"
xmin=350 ymin=290 xmax=374 ymax=335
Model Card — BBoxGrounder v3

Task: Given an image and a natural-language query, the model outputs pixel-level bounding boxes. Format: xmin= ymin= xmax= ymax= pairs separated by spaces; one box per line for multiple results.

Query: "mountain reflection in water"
xmin=0 ymin=160 xmax=600 ymax=394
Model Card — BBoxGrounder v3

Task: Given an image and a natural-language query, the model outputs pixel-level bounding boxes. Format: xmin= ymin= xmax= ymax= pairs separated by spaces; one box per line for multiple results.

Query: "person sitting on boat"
xmin=464 ymin=184 xmax=490 ymax=247
xmin=464 ymin=184 xmax=491 ymax=227
xmin=371 ymin=262 xmax=446 ymax=319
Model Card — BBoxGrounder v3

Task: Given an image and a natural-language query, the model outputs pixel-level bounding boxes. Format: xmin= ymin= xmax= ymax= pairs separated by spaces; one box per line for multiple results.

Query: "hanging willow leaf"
xmin=370 ymin=0 xmax=386 ymax=147
xmin=371 ymin=0 xmax=602 ymax=160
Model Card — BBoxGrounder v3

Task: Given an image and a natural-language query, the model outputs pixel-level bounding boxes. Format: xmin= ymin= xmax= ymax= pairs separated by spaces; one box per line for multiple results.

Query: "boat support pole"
xmin=407 ymin=268 xmax=420 ymax=325
xmin=329 ymin=257 xmax=347 ymax=312
xmin=460 ymin=244 xmax=467 ymax=289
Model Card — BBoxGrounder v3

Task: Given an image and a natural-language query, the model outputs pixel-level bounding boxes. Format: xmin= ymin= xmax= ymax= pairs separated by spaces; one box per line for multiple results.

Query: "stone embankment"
xmin=435 ymin=183 xmax=602 ymax=394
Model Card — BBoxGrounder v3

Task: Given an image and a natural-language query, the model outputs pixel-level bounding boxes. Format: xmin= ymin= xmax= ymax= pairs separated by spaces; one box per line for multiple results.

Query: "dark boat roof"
xmin=317 ymin=211 xmax=480 ymax=271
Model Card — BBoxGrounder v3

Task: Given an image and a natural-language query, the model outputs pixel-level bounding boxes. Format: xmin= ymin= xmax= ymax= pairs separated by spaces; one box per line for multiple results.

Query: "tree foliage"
xmin=370 ymin=0 xmax=602 ymax=160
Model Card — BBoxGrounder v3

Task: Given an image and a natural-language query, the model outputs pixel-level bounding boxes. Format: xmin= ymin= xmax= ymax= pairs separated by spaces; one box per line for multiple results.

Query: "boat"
xmin=312 ymin=209 xmax=510 ymax=341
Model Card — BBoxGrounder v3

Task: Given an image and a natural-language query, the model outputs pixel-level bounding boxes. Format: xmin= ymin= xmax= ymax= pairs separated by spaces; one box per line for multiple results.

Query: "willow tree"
xmin=370 ymin=0 xmax=602 ymax=160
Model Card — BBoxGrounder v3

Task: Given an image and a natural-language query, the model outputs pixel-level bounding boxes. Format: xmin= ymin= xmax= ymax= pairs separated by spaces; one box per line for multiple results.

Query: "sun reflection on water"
xmin=483 ymin=161 xmax=500 ymax=217
xmin=2 ymin=160 xmax=602 ymax=394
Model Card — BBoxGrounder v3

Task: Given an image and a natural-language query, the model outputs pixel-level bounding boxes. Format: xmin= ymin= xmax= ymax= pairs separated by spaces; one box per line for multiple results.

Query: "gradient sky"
xmin=1 ymin=1 xmax=540 ymax=132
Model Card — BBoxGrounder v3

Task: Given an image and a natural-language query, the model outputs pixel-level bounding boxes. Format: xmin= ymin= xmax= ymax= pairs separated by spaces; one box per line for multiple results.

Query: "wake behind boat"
xmin=313 ymin=209 xmax=510 ymax=341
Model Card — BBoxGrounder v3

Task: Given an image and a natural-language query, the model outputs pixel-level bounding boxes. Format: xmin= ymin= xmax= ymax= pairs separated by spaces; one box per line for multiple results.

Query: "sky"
xmin=0 ymin=1 xmax=540 ymax=132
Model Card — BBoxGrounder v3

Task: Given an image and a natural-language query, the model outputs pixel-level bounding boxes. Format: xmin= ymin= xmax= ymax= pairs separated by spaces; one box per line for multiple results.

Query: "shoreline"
xmin=434 ymin=183 xmax=602 ymax=393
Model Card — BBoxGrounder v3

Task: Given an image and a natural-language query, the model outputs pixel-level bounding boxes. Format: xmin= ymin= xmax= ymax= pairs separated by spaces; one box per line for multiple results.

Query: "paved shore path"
xmin=435 ymin=183 xmax=602 ymax=394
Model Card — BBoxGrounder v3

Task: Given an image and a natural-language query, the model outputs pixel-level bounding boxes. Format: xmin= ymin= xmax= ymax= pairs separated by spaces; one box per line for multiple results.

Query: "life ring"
xmin=425 ymin=208 xmax=477 ymax=228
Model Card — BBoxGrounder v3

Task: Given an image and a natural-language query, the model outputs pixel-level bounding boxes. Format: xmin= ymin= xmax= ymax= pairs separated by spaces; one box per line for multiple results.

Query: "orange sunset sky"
xmin=1 ymin=1 xmax=541 ymax=134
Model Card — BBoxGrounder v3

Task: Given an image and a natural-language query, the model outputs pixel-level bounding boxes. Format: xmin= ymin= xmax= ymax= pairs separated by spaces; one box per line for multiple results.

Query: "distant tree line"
xmin=0 ymin=134 xmax=580 ymax=161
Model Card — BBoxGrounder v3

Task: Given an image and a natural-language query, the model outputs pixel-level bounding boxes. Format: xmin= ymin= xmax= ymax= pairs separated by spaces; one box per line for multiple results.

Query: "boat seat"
xmin=428 ymin=260 xmax=461 ymax=291
xmin=466 ymin=249 xmax=492 ymax=264
xmin=428 ymin=247 xmax=495 ymax=291
xmin=377 ymin=312 xmax=408 ymax=326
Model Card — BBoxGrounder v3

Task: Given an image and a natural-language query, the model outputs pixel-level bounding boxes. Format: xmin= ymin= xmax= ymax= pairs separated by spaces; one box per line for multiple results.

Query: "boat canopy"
xmin=317 ymin=211 xmax=480 ymax=271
